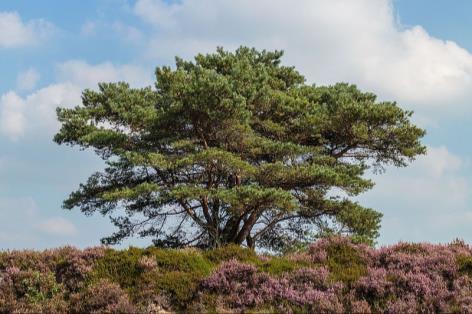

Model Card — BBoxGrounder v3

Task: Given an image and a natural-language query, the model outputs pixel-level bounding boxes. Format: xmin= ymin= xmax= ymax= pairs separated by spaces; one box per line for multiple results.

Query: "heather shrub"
xmin=257 ymin=257 xmax=302 ymax=275
xmin=385 ymin=295 xmax=419 ymax=314
xmin=199 ymin=237 xmax=472 ymax=313
xmin=1 ymin=237 xmax=472 ymax=313
xmin=348 ymin=299 xmax=372 ymax=314
xmin=146 ymin=247 xmax=213 ymax=274
xmin=204 ymin=244 xmax=258 ymax=264
xmin=138 ymin=256 xmax=158 ymax=271
xmin=91 ymin=247 xmax=145 ymax=290
xmin=152 ymin=271 xmax=201 ymax=309
xmin=18 ymin=271 xmax=62 ymax=303
xmin=0 ymin=267 xmax=66 ymax=313
xmin=69 ymin=279 xmax=135 ymax=313
xmin=90 ymin=246 xmax=214 ymax=311
xmin=311 ymin=237 xmax=368 ymax=283
xmin=55 ymin=246 xmax=105 ymax=292
xmin=458 ymin=255 xmax=472 ymax=277
xmin=2 ymin=267 xmax=63 ymax=303
xmin=202 ymin=260 xmax=344 ymax=313
xmin=0 ymin=250 xmax=56 ymax=273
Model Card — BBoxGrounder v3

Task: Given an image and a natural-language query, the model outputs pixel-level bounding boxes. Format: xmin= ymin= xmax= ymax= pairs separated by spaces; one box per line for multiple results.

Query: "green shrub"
xmin=22 ymin=271 xmax=62 ymax=304
xmin=204 ymin=244 xmax=258 ymax=264
xmin=457 ymin=255 xmax=472 ymax=277
xmin=258 ymin=257 xmax=312 ymax=276
xmin=146 ymin=247 xmax=213 ymax=274
xmin=153 ymin=271 xmax=202 ymax=308
xmin=325 ymin=242 xmax=367 ymax=283
xmin=91 ymin=247 xmax=144 ymax=289
xmin=393 ymin=242 xmax=428 ymax=255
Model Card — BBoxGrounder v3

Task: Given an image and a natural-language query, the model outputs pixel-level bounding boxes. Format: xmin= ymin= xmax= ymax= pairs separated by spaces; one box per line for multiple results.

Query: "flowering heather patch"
xmin=1 ymin=237 xmax=472 ymax=313
xmin=200 ymin=237 xmax=472 ymax=313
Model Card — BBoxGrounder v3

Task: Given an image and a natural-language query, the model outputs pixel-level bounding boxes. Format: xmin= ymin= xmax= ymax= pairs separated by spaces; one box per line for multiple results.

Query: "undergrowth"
xmin=0 ymin=237 xmax=471 ymax=313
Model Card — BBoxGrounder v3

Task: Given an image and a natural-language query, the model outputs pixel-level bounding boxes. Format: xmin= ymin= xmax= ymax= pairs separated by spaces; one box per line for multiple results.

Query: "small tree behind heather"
xmin=54 ymin=47 xmax=425 ymax=251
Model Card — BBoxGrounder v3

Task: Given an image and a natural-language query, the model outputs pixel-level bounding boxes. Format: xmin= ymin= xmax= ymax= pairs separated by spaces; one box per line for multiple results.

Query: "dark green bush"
xmin=325 ymin=241 xmax=367 ymax=283
xmin=147 ymin=247 xmax=213 ymax=274
xmin=91 ymin=247 xmax=144 ymax=289
xmin=204 ymin=244 xmax=258 ymax=264
xmin=457 ymin=255 xmax=472 ymax=277
xmin=258 ymin=257 xmax=312 ymax=276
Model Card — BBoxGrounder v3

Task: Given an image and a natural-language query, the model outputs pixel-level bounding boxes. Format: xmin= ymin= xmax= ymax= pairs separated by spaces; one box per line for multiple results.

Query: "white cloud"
xmin=134 ymin=0 xmax=180 ymax=29
xmin=36 ymin=217 xmax=78 ymax=237
xmin=0 ymin=11 xmax=55 ymax=48
xmin=16 ymin=68 xmax=40 ymax=91
xmin=0 ymin=83 xmax=82 ymax=140
xmin=56 ymin=60 xmax=152 ymax=88
xmin=133 ymin=0 xmax=472 ymax=113
xmin=0 ymin=91 xmax=27 ymax=140
xmin=112 ymin=22 xmax=143 ymax=42
xmin=0 ymin=61 xmax=152 ymax=140
xmin=414 ymin=146 xmax=463 ymax=178
xmin=358 ymin=146 xmax=472 ymax=243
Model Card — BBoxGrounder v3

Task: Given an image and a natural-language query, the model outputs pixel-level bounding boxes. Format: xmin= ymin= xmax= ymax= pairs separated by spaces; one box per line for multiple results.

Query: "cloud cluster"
xmin=0 ymin=11 xmax=54 ymax=48
xmin=36 ymin=217 xmax=78 ymax=237
xmin=0 ymin=83 xmax=81 ymax=140
xmin=0 ymin=62 xmax=152 ymax=140
xmin=358 ymin=146 xmax=472 ymax=243
xmin=133 ymin=0 xmax=472 ymax=112
xmin=56 ymin=60 xmax=152 ymax=89
xmin=16 ymin=68 xmax=40 ymax=91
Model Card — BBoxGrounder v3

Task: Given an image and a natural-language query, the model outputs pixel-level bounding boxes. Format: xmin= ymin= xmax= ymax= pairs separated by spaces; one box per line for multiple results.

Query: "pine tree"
xmin=54 ymin=47 xmax=425 ymax=250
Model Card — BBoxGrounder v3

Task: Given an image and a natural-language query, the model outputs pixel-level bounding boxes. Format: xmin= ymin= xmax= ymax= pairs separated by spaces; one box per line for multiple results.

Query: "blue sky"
xmin=1 ymin=0 xmax=472 ymax=249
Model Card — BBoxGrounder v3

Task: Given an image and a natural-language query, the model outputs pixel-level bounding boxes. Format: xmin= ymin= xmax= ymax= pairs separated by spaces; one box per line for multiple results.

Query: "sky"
xmin=1 ymin=0 xmax=472 ymax=249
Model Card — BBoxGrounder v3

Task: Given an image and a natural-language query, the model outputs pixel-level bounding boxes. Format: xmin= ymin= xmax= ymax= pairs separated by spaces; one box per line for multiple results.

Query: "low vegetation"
xmin=1 ymin=237 xmax=471 ymax=313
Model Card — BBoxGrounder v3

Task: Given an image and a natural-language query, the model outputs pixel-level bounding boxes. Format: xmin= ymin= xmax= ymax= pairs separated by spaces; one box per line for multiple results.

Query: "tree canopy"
xmin=54 ymin=47 xmax=425 ymax=251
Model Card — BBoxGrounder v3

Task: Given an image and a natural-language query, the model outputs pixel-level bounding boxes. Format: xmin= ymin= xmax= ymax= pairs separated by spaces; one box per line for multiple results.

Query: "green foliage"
xmin=90 ymin=246 xmax=215 ymax=310
xmin=457 ymin=255 xmax=472 ymax=277
xmin=153 ymin=271 xmax=201 ymax=308
xmin=325 ymin=242 xmax=367 ymax=283
xmin=91 ymin=248 xmax=144 ymax=289
xmin=21 ymin=272 xmax=62 ymax=304
xmin=393 ymin=242 xmax=429 ymax=255
xmin=258 ymin=257 xmax=311 ymax=276
xmin=204 ymin=244 xmax=258 ymax=264
xmin=55 ymin=46 xmax=426 ymax=251
xmin=146 ymin=247 xmax=213 ymax=274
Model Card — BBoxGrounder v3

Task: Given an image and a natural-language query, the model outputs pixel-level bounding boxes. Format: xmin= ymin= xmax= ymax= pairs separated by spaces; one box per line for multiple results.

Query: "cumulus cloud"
xmin=0 ymin=92 xmax=27 ymax=140
xmin=0 ymin=61 xmax=152 ymax=140
xmin=56 ymin=60 xmax=152 ymax=88
xmin=0 ymin=83 xmax=81 ymax=140
xmin=112 ymin=22 xmax=143 ymax=43
xmin=16 ymin=68 xmax=40 ymax=91
xmin=357 ymin=146 xmax=472 ymax=243
xmin=133 ymin=0 xmax=472 ymax=113
xmin=0 ymin=11 xmax=55 ymax=48
xmin=36 ymin=217 xmax=78 ymax=237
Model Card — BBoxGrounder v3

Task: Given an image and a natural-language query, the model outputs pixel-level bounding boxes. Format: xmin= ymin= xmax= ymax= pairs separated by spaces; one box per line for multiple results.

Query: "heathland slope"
xmin=1 ymin=237 xmax=471 ymax=313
